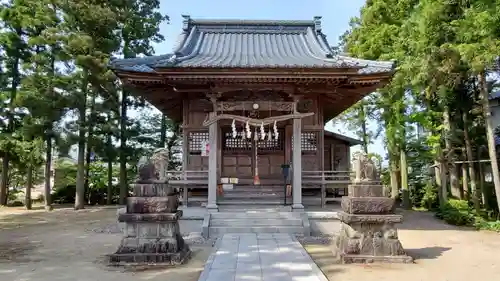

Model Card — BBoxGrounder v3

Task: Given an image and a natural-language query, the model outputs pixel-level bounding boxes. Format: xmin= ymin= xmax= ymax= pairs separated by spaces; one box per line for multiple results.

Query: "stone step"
xmin=208 ymin=226 xmax=305 ymax=236
xmin=225 ymin=186 xmax=288 ymax=193
xmin=220 ymin=193 xmax=289 ymax=200
xmin=217 ymin=200 xmax=288 ymax=205
xmin=217 ymin=206 xmax=293 ymax=212
xmin=210 ymin=218 xmax=303 ymax=227
xmin=210 ymin=211 xmax=299 ymax=219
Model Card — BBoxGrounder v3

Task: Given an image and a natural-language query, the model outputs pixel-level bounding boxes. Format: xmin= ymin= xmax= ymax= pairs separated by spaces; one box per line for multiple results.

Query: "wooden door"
xmin=221 ymin=129 xmax=253 ymax=178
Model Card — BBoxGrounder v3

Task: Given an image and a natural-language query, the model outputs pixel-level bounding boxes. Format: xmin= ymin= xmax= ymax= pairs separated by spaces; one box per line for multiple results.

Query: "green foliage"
xmin=436 ymin=199 xmax=475 ymax=226
xmin=53 ymin=159 xmax=77 ymax=190
xmin=419 ymin=180 xmax=439 ymax=210
xmin=435 ymin=199 xmax=500 ymax=232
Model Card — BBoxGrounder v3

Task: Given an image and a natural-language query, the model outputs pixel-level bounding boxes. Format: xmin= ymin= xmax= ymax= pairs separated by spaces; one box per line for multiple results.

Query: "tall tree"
xmin=0 ymin=0 xmax=32 ymax=205
xmin=333 ymin=95 xmax=381 ymax=153
xmin=115 ymin=0 xmax=168 ymax=204
xmin=20 ymin=0 xmax=70 ymax=211
xmin=61 ymin=0 xmax=121 ymax=209
xmin=452 ymin=0 xmax=500 ymax=211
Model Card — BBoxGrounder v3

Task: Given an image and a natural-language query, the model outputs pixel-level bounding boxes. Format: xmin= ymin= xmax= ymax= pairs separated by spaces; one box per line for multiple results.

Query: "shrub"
xmin=52 ymin=185 xmax=76 ymax=204
xmin=436 ymin=199 xmax=475 ymax=226
xmin=420 ymin=180 xmax=439 ymax=210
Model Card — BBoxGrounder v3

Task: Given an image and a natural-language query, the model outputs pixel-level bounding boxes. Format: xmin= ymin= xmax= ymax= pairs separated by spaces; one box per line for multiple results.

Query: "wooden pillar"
xmin=284 ymin=124 xmax=292 ymax=164
xmin=181 ymin=99 xmax=189 ymax=206
xmin=331 ymin=143 xmax=336 ymax=171
xmin=207 ymin=111 xmax=218 ymax=211
xmin=182 ymin=128 xmax=189 ymax=206
xmin=319 ymin=129 xmax=325 ymax=208
xmin=292 ymin=117 xmax=304 ymax=211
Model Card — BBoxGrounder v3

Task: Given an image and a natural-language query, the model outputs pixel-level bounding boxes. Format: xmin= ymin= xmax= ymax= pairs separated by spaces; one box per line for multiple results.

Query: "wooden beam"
xmin=202 ymin=112 xmax=315 ymax=127
xmin=216 ymin=101 xmax=295 ymax=112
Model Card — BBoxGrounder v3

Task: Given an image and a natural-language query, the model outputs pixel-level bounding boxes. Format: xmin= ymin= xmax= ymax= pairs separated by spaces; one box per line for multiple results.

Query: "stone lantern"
xmin=108 ymin=148 xmax=191 ymax=267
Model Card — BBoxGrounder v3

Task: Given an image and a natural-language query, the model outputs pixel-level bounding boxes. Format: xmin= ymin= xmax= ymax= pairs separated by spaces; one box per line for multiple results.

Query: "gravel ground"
xmin=303 ymin=210 xmax=500 ymax=281
xmin=0 ymin=206 xmax=212 ymax=281
xmin=1 ymin=206 xmax=499 ymax=281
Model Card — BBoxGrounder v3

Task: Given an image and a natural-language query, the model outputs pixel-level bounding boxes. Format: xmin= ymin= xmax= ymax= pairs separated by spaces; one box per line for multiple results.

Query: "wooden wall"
xmin=181 ymin=95 xmax=352 ymax=177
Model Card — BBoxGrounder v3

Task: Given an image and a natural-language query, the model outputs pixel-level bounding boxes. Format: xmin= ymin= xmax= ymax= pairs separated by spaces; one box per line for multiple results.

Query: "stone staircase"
xmin=217 ymin=185 xmax=292 ymax=206
xmin=202 ymin=210 xmax=310 ymax=238
xmin=200 ymin=185 xmax=310 ymax=238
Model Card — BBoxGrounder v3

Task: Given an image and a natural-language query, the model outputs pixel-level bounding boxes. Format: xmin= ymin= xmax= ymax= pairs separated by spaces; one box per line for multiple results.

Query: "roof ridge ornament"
xmin=181 ymin=15 xmax=191 ymax=31
xmin=313 ymin=16 xmax=322 ymax=33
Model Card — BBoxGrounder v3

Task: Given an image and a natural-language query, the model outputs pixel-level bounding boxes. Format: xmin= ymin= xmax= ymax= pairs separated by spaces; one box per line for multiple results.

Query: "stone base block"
xmin=341 ymin=196 xmax=395 ymax=214
xmin=348 ymin=184 xmax=384 ymax=197
xmin=332 ymin=221 xmax=412 ymax=264
xmin=123 ymin=221 xmax=181 ymax=238
xmin=339 ymin=254 xmax=413 ymax=264
xmin=108 ymin=244 xmax=191 ymax=267
xmin=118 ymin=211 xmax=183 ymax=223
xmin=117 ymin=207 xmax=126 ymax=234
xmin=131 ymin=183 xmax=176 ymax=197
xmin=338 ymin=212 xmax=402 ymax=224
xmin=126 ymin=196 xmax=179 ymax=213
xmin=117 ymin=236 xmax=186 ymax=253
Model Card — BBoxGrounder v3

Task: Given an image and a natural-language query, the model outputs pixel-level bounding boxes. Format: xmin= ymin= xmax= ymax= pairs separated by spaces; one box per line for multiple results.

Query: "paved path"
xmin=198 ymin=233 xmax=328 ymax=281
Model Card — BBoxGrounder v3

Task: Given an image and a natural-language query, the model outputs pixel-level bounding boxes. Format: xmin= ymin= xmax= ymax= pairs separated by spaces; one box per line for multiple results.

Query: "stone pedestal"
xmin=108 ymin=181 xmax=191 ymax=267
xmin=332 ymin=183 xmax=413 ymax=264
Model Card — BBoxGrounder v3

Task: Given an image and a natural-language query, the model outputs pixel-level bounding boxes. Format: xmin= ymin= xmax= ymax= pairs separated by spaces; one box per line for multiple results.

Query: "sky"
xmin=147 ymin=0 xmax=387 ymax=160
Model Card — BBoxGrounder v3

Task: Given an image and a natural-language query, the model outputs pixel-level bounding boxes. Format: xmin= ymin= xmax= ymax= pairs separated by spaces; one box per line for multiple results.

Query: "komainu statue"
xmin=137 ymin=147 xmax=170 ymax=182
xmin=352 ymin=152 xmax=376 ymax=182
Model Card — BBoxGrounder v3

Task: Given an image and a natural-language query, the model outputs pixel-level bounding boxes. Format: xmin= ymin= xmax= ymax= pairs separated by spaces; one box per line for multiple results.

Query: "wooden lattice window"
xmin=223 ymin=131 xmax=252 ymax=152
xmin=188 ymin=131 xmax=209 ymax=155
xmin=292 ymin=132 xmax=318 ymax=152
xmin=257 ymin=129 xmax=284 ymax=152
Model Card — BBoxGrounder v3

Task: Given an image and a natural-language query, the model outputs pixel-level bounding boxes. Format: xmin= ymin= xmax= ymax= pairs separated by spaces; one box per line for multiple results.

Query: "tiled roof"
xmin=490 ymin=90 xmax=500 ymax=100
xmin=324 ymin=130 xmax=363 ymax=146
xmin=110 ymin=16 xmax=395 ymax=74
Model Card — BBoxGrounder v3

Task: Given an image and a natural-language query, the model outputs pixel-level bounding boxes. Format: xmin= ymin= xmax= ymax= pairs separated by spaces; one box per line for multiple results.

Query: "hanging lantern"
xmin=260 ymin=122 xmax=266 ymax=140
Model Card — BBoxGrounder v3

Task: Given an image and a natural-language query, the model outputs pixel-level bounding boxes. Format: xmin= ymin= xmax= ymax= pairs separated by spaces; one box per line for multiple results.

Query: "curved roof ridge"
xmin=337 ymin=54 xmax=396 ymax=68
xmin=190 ymin=18 xmax=316 ymax=26
xmin=109 ymin=16 xmax=396 ymax=74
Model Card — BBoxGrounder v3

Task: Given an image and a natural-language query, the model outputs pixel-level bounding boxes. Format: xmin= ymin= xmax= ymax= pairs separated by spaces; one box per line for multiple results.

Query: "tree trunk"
xmin=359 ymin=104 xmax=369 ymax=154
xmin=75 ymin=126 xmax=86 ymax=209
xmin=25 ymin=165 xmax=33 ymax=210
xmin=444 ymin=107 xmax=460 ymax=198
xmin=0 ymin=155 xmax=8 ymax=205
xmin=400 ymin=149 xmax=410 ymax=209
xmin=119 ymin=90 xmax=128 ymax=205
xmin=477 ymin=159 xmax=489 ymax=209
xmin=435 ymin=146 xmax=447 ymax=207
xmin=84 ymin=92 xmax=96 ymax=204
xmin=0 ymin=52 xmax=20 ymax=206
xmin=478 ymin=160 xmax=485 ymax=206
xmin=463 ymin=111 xmax=479 ymax=209
xmin=160 ymin=115 xmax=167 ymax=148
xmin=106 ymin=133 xmax=113 ymax=205
xmin=479 ymin=72 xmax=500 ymax=212
xmin=44 ymin=136 xmax=53 ymax=211
xmin=390 ymin=160 xmax=399 ymax=199
xmin=461 ymin=163 xmax=467 ymax=200
xmin=75 ymin=72 xmax=88 ymax=210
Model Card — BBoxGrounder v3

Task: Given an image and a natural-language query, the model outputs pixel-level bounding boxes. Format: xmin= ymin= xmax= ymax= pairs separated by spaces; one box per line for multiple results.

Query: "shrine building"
xmin=110 ymin=16 xmax=395 ymax=211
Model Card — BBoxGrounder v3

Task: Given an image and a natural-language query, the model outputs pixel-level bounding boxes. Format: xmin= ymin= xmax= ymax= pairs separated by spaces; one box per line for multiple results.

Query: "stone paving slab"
xmin=198 ymin=233 xmax=328 ymax=281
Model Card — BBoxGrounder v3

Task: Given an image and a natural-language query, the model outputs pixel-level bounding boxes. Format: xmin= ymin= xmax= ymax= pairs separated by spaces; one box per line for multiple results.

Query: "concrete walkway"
xmin=198 ymin=233 xmax=328 ymax=281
